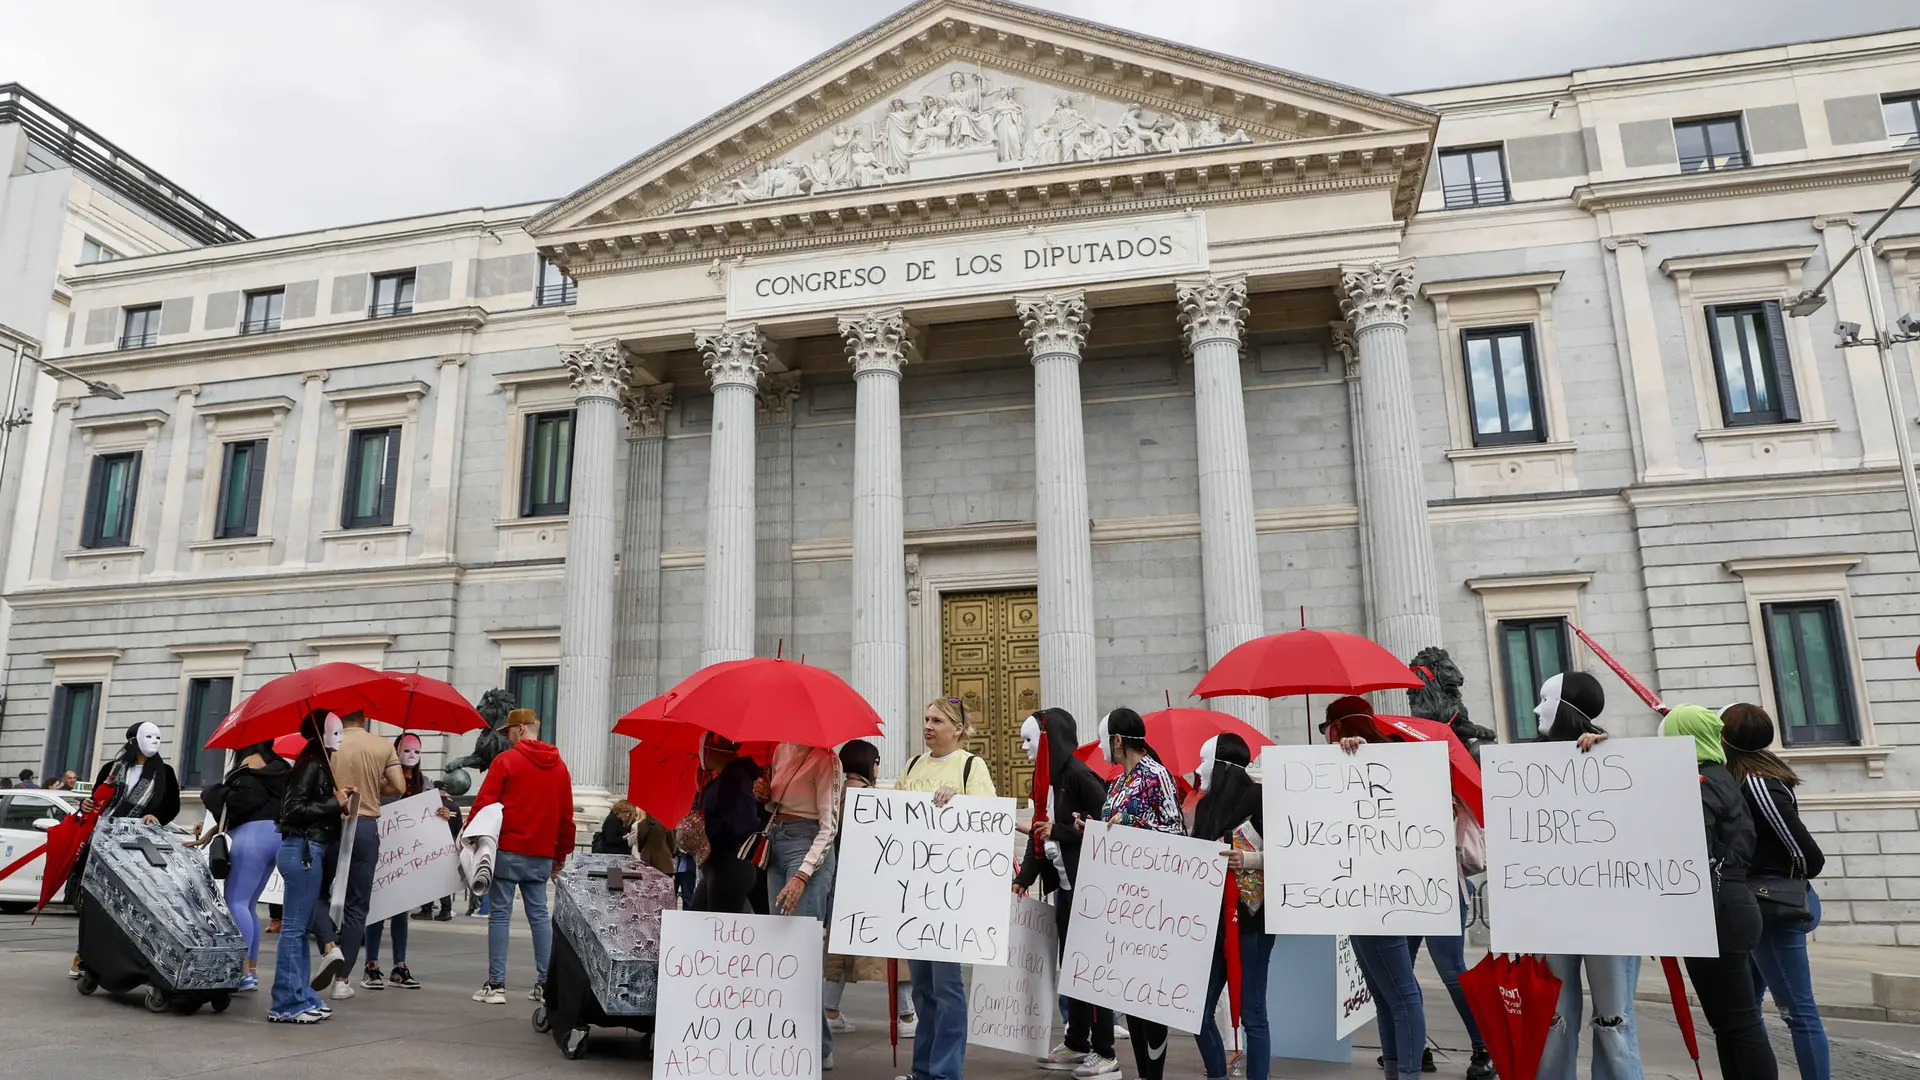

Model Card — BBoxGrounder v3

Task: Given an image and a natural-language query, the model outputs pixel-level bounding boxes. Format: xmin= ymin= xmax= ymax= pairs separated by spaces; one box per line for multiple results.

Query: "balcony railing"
xmin=1679 ymin=150 xmax=1749 ymax=173
xmin=537 ymin=280 xmax=578 ymax=306
xmin=240 ymin=316 xmax=280 ymax=335
xmin=1441 ymin=182 xmax=1511 ymax=209
xmin=118 ymin=331 xmax=157 ymax=350
xmin=368 ymin=301 xmax=414 ymax=319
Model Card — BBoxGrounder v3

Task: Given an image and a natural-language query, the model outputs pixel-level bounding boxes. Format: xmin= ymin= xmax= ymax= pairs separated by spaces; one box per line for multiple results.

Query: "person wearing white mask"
xmin=361 ymin=733 xmax=447 ymax=991
xmin=67 ymin=721 xmax=184 ymax=978
xmin=268 ymin=711 xmax=353 ymax=1023
xmin=1191 ymin=734 xmax=1273 ymax=1080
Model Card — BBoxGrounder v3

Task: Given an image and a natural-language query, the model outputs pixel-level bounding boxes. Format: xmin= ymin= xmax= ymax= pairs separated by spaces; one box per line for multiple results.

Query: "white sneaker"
xmin=1039 ymin=1044 xmax=1087 ymax=1070
xmin=330 ymin=979 xmax=355 ymax=1000
xmin=1114 ymin=1021 xmax=1130 ymax=1040
xmin=529 ymin=983 xmax=545 ymax=1002
xmin=897 ymin=1015 xmax=918 ymax=1038
xmin=1072 ymin=1055 xmax=1121 ymax=1080
xmin=310 ymin=946 xmax=346 ymax=991
xmin=828 ymin=1015 xmax=856 ymax=1034
xmin=472 ymin=983 xmax=506 ymax=1005
xmin=823 ymin=1053 xmax=835 ymax=1071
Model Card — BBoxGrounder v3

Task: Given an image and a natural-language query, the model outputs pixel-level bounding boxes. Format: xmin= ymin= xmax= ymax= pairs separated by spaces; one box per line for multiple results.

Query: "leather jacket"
xmin=277 ymin=745 xmax=343 ymax=846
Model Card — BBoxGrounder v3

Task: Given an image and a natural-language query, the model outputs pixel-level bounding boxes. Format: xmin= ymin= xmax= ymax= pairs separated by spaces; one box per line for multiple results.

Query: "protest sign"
xmin=1261 ymin=742 xmax=1459 ymax=936
xmin=1482 ymin=737 xmax=1716 ymax=957
xmin=657 ymin=910 xmax=822 ymax=1080
xmin=364 ymin=790 xmax=461 ymax=925
xmin=1334 ymin=935 xmax=1374 ymax=1039
xmin=829 ymin=787 xmax=1018 ymax=965
xmin=1061 ymin=821 xmax=1226 ymax=1033
xmin=969 ymin=896 xmax=1058 ymax=1057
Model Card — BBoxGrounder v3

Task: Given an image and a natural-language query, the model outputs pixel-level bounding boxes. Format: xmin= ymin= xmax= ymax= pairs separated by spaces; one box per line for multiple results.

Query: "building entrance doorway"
xmin=939 ymin=589 xmax=1041 ymax=803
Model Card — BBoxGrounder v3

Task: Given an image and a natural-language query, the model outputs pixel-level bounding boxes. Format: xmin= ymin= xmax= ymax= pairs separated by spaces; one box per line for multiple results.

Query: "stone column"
xmin=29 ymin=398 xmax=78 ymax=583
xmin=558 ymin=339 xmax=628 ymax=806
xmin=612 ymin=383 xmax=674 ymax=793
xmin=695 ymin=326 xmax=769 ymax=666
xmin=1016 ymin=292 xmax=1098 ymax=728
xmin=1340 ymin=262 xmax=1442 ymax=667
xmin=755 ymin=372 xmax=800 ymax=658
xmin=840 ymin=309 xmax=911 ymax=749
xmin=1177 ymin=276 xmax=1267 ymax=731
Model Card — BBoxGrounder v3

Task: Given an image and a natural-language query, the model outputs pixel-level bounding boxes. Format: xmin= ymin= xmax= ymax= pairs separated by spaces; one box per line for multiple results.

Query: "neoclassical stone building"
xmin=7 ymin=3 xmax=1920 ymax=942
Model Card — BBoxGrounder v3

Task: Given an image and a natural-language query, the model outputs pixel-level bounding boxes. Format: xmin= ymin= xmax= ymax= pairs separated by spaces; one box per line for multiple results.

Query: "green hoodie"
xmin=1660 ymin=704 xmax=1727 ymax=765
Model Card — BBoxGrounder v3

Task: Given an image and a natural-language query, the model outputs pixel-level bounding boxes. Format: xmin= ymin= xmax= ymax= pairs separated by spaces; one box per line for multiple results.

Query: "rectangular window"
xmin=81 ymin=451 xmax=142 ymax=548
xmin=1499 ymin=617 xmax=1569 ymax=741
xmin=522 ymin=411 xmax=575 ymax=517
xmin=43 ymin=683 xmax=101 ymax=782
xmin=215 ymin=439 xmax=268 ymax=539
xmin=119 ymin=305 xmax=161 ymax=349
xmin=1763 ymin=601 xmax=1859 ymax=747
xmin=536 ymin=257 xmax=578 ymax=306
xmin=1884 ymin=94 xmax=1920 ymax=149
xmin=369 ymin=271 xmax=416 ymax=319
xmin=506 ymin=666 xmax=558 ymax=744
xmin=340 ymin=427 xmax=400 ymax=529
xmin=1437 ymin=146 xmax=1510 ymax=208
xmin=80 ymin=237 xmax=120 ymax=265
xmin=1460 ymin=326 xmax=1546 ymax=445
xmin=1705 ymin=300 xmax=1799 ymax=427
xmin=179 ymin=677 xmax=234 ymax=788
xmin=0 ymin=794 xmax=70 ymax=831
xmin=241 ymin=289 xmax=284 ymax=335
xmin=1674 ymin=115 xmax=1748 ymax=172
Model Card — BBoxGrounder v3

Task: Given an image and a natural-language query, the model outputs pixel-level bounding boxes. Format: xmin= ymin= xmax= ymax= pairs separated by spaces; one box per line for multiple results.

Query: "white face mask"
xmin=399 ymin=746 xmax=421 ymax=767
xmin=1020 ymin=716 xmax=1042 ymax=762
xmin=134 ymin=722 xmax=162 ymax=759
xmin=323 ymin=714 xmax=345 ymax=752
xmin=1535 ymin=674 xmax=1566 ymax=738
xmin=1197 ymin=736 xmax=1220 ymax=793
xmin=1096 ymin=714 xmax=1113 ymax=763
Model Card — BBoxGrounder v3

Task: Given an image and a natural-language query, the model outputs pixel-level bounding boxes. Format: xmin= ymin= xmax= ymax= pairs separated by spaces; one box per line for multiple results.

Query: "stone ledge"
xmin=1876 ymin=972 xmax=1920 ymax=1013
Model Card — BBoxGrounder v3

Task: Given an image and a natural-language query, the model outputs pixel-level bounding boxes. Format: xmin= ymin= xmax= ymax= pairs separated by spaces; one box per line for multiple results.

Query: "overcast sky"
xmin=1 ymin=1 xmax=1915 ymax=238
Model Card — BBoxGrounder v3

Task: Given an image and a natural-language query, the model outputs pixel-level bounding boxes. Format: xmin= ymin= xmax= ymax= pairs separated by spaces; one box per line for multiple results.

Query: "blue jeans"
xmin=1197 ymin=929 xmax=1274 ymax=1080
xmin=1540 ymin=954 xmax=1644 ymax=1080
xmin=1753 ymin=890 xmax=1829 ymax=1080
xmin=908 ymin=959 xmax=968 ymax=1080
xmin=225 ymin=819 xmax=279 ymax=962
xmin=767 ymin=818 xmax=837 ymax=1060
xmin=269 ymin=837 xmax=327 ymax=1018
xmin=365 ymin=914 xmax=407 ymax=966
xmin=1409 ymin=890 xmax=1485 ymax=1052
xmin=1351 ymin=935 xmax=1425 ymax=1080
xmin=487 ymin=850 xmax=553 ymax=987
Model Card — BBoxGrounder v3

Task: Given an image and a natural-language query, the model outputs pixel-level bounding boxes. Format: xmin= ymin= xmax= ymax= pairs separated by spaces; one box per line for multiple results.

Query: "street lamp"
xmin=1782 ymin=155 xmax=1920 ymax=564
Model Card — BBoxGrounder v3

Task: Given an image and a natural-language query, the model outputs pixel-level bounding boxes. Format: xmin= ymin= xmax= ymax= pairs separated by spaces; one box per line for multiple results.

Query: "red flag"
xmin=1568 ymin=624 xmax=1666 ymax=715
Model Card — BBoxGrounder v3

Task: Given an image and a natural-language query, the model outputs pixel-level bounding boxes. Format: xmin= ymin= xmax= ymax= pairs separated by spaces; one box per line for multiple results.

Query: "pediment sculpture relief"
xmin=687 ymin=64 xmax=1259 ymax=210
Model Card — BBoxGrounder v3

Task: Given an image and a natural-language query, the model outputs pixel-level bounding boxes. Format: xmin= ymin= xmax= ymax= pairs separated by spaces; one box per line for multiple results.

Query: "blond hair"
xmin=926 ymin=696 xmax=975 ymax=738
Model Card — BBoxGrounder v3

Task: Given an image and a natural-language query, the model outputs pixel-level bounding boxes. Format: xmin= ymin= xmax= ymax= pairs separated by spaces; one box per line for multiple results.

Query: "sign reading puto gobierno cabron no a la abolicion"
xmin=725 ymin=211 xmax=1208 ymax=318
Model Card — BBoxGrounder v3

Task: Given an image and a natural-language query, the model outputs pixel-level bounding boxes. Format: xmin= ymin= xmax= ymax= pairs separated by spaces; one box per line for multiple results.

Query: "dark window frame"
xmin=340 ymin=426 xmax=401 ymax=529
xmin=506 ymin=665 xmax=558 ymax=744
xmin=369 ymin=271 xmax=416 ymax=319
xmin=1437 ymin=145 xmax=1511 ymax=209
xmin=119 ymin=304 xmax=161 ymax=349
xmin=1762 ymin=600 xmax=1861 ymax=748
xmin=43 ymin=683 xmax=101 ymax=782
xmin=536 ymin=256 xmax=578 ymax=306
xmin=1674 ymin=115 xmax=1750 ymax=172
xmin=1705 ymin=300 xmax=1799 ymax=428
xmin=1498 ymin=617 xmax=1571 ymax=742
xmin=1460 ymin=325 xmax=1548 ymax=446
xmin=521 ymin=410 xmax=576 ymax=517
xmin=240 ymin=288 xmax=284 ymax=335
xmin=80 ymin=450 xmax=142 ymax=549
xmin=1884 ymin=93 xmax=1920 ymax=149
xmin=178 ymin=677 xmax=234 ymax=788
xmin=214 ymin=439 xmax=268 ymax=539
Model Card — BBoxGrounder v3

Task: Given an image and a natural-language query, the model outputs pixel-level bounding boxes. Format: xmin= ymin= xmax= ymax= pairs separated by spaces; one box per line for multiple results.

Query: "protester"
xmin=895 ymin=697 xmax=996 ymax=1080
xmin=1094 ymin=707 xmax=1183 ymax=1080
xmin=1323 ymin=697 xmax=1426 ymax=1080
xmin=1191 ymin=733 xmax=1274 ymax=1080
xmin=69 ymin=722 xmax=183 ymax=978
xmin=14 ymin=769 xmax=35 ymax=788
xmin=824 ymin=739 xmax=916 ymax=1038
xmin=1664 ymin=704 xmax=1778 ymax=1079
xmin=268 ymin=713 xmax=349 ymax=1023
xmin=1015 ymin=708 xmax=1116 ymax=1078
xmin=691 ymin=734 xmax=763 ymax=915
xmin=757 ymin=741 xmax=845 ymax=1068
xmin=470 ymin=708 xmax=575 ymax=1005
xmin=362 ymin=733 xmax=445 ymax=990
xmin=1722 ymin=703 xmax=1829 ymax=1080
xmin=323 ymin=710 xmax=405 ymax=1001
xmin=211 ymin=740 xmax=290 ymax=992
xmin=1408 ymin=792 xmax=1494 ymax=1080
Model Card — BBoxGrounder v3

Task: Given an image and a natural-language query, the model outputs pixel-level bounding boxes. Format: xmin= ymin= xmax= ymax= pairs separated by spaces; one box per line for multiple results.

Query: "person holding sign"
xmin=361 ymin=733 xmax=449 ymax=991
xmin=761 ymin=741 xmax=846 ymax=1067
xmin=1093 ymin=708 xmax=1184 ymax=1080
xmin=1663 ymin=706 xmax=1779 ymax=1080
xmin=895 ymin=697 xmax=996 ymax=1080
xmin=1190 ymin=734 xmax=1273 ymax=1080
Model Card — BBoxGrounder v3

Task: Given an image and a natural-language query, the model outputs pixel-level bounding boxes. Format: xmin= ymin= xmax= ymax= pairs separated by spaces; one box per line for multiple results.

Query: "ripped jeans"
xmin=1539 ymin=954 xmax=1644 ymax=1080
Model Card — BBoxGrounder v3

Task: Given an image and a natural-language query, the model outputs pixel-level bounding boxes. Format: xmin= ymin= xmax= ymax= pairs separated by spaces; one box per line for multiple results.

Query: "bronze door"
xmin=939 ymin=590 xmax=1041 ymax=803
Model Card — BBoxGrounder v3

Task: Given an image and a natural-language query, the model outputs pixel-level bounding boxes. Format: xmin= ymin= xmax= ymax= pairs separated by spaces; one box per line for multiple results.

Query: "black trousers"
xmin=1685 ymin=890 xmax=1778 ymax=1080
xmin=692 ymin=848 xmax=756 ymax=914
xmin=1126 ymin=1016 xmax=1170 ymax=1080
xmin=1054 ymin=889 xmax=1115 ymax=1058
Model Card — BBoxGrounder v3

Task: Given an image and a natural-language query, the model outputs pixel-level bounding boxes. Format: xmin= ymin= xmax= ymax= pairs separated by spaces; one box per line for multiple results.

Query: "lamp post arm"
xmin=1799 ymin=171 xmax=1920 ymax=305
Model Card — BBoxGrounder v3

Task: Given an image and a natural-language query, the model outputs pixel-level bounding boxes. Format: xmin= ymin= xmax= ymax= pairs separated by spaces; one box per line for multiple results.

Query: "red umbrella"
xmin=0 ymin=782 xmax=114 ymax=919
xmin=272 ymin=733 xmax=307 ymax=760
xmin=1072 ymin=741 xmax=1120 ymax=782
xmin=1373 ymin=713 xmax=1484 ymax=826
xmin=204 ymin=663 xmax=397 ymax=750
xmin=623 ymin=724 xmax=772 ymax=829
xmin=1660 ymin=956 xmax=1706 ymax=1079
xmin=374 ymin=672 xmax=488 ymax=735
xmin=1138 ymin=708 xmax=1272 ymax=777
xmin=1460 ymin=952 xmax=1561 ymax=1080
xmin=1192 ymin=629 xmax=1423 ymax=698
xmin=614 ymin=658 xmax=883 ymax=749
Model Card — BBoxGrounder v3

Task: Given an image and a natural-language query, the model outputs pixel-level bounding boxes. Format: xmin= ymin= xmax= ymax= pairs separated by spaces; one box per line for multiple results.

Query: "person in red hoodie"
xmin=468 ymin=708 xmax=575 ymax=1005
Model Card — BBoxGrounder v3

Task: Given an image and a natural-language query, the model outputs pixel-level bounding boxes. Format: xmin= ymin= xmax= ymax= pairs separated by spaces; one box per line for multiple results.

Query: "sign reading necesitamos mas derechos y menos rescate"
xmin=828 ymin=787 xmax=1018 ymax=965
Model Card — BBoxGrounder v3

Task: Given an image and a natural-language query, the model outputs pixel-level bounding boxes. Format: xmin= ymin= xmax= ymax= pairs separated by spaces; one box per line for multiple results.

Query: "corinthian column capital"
xmin=1339 ymin=260 xmax=1416 ymax=332
xmin=756 ymin=371 xmax=802 ymax=425
xmin=560 ymin=339 xmax=631 ymax=402
xmin=1015 ymin=291 xmax=1090 ymax=358
xmin=695 ymin=325 xmax=770 ymax=390
xmin=838 ymin=308 xmax=913 ymax=377
xmin=622 ymin=383 xmax=674 ymax=438
xmin=1176 ymin=275 xmax=1249 ymax=348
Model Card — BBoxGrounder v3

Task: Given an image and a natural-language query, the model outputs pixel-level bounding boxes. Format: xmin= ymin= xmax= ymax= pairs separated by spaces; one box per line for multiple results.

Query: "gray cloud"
xmin=1 ymin=0 xmax=1913 ymax=236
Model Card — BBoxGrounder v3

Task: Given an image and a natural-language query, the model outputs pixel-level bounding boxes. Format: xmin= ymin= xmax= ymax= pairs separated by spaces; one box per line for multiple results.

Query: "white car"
xmin=0 ymin=788 xmax=83 ymax=913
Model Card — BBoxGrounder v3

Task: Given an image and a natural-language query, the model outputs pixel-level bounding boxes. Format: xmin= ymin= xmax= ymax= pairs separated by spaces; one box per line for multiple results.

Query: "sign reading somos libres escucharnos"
xmin=829 ymin=787 xmax=1018 ymax=965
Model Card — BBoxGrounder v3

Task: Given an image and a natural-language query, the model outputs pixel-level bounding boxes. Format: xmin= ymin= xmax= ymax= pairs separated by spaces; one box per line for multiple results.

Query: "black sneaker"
xmin=360 ymin=964 xmax=385 ymax=990
xmin=1466 ymin=1049 xmax=1496 ymax=1079
xmin=388 ymin=964 xmax=421 ymax=990
xmin=1422 ymin=1047 xmax=1437 ymax=1073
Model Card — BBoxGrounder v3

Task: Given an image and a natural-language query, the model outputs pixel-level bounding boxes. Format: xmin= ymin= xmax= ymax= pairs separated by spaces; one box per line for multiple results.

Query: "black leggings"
xmin=1126 ymin=1017 xmax=1170 ymax=1080
xmin=1054 ymin=889 xmax=1115 ymax=1058
xmin=692 ymin=849 xmax=756 ymax=914
xmin=1685 ymin=892 xmax=1778 ymax=1080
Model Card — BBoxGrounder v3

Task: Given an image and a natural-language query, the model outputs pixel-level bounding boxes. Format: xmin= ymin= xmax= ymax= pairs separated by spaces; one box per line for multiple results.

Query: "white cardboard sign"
xmin=969 ymin=896 xmax=1059 ymax=1057
xmin=1334 ymin=935 xmax=1375 ymax=1039
xmin=1483 ymin=737 xmax=1718 ymax=957
xmin=1062 ymin=821 xmax=1226 ymax=1034
xmin=828 ymin=787 xmax=1018 ymax=965
xmin=1260 ymin=742 xmax=1461 ymax=936
xmin=365 ymin=791 xmax=462 ymax=926
xmin=657 ymin=911 xmax=823 ymax=1080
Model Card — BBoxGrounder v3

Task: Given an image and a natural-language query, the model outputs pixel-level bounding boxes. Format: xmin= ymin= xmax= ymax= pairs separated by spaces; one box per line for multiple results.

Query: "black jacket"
xmin=1740 ymin=775 xmax=1825 ymax=881
xmin=277 ymin=746 xmax=344 ymax=846
xmin=1698 ymin=761 xmax=1756 ymax=892
xmin=1013 ymin=757 xmax=1108 ymax=892
xmin=93 ymin=757 xmax=181 ymax=825
xmin=222 ymin=759 xmax=291 ymax=827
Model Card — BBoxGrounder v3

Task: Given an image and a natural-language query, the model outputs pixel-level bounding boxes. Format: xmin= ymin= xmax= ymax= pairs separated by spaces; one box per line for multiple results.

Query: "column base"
xmin=569 ymin=784 xmax=614 ymax=852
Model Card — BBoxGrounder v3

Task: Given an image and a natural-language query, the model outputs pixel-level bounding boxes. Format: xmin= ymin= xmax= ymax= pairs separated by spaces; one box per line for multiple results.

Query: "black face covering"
xmin=1040 ymin=708 xmax=1080 ymax=786
xmin=1192 ymin=733 xmax=1261 ymax=843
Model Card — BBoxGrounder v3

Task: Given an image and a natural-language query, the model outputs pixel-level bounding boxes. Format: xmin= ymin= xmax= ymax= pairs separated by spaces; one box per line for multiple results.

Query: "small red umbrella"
xmin=0 ymin=782 xmax=115 ymax=919
xmin=204 ymin=663 xmax=397 ymax=750
xmin=1072 ymin=741 xmax=1120 ymax=782
xmin=623 ymin=724 xmax=772 ymax=829
xmin=1193 ymin=629 xmax=1423 ymax=699
xmin=1137 ymin=708 xmax=1273 ymax=778
xmin=1372 ymin=713 xmax=1484 ymax=826
xmin=1460 ymin=952 xmax=1562 ymax=1080
xmin=614 ymin=658 xmax=883 ymax=749
xmin=373 ymin=672 xmax=489 ymax=736
xmin=272 ymin=733 xmax=307 ymax=760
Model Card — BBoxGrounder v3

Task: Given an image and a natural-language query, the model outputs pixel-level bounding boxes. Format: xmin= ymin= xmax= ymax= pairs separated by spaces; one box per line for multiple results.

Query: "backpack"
xmin=904 ymin=752 xmax=977 ymax=791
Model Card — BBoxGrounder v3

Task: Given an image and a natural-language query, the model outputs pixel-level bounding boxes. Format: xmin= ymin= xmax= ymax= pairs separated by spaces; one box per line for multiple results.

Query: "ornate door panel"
xmin=940 ymin=590 xmax=1041 ymax=803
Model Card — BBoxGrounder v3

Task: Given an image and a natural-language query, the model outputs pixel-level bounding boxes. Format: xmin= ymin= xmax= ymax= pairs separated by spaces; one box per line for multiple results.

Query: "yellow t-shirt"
xmin=897 ymin=750 xmax=997 ymax=797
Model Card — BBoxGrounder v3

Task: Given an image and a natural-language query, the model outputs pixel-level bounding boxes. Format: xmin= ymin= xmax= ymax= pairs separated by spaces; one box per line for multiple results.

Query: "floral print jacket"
xmin=1101 ymin=755 xmax=1186 ymax=835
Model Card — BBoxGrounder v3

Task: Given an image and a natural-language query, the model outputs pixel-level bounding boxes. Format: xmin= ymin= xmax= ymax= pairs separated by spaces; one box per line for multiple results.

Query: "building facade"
xmin=6 ymin=4 xmax=1920 ymax=943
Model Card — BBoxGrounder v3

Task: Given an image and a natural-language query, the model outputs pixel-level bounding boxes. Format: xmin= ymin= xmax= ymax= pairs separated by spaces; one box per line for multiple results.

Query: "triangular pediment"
xmin=529 ymin=0 xmax=1434 ymax=240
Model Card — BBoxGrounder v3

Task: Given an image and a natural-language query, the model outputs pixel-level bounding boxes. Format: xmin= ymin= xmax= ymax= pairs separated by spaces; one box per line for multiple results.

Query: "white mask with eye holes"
xmin=1197 ymin=735 xmax=1221 ymax=793
xmin=398 ymin=744 xmax=422 ymax=768
xmin=323 ymin=714 xmax=345 ymax=752
xmin=1020 ymin=716 xmax=1042 ymax=762
xmin=1096 ymin=713 xmax=1114 ymax=763
xmin=135 ymin=722 xmax=162 ymax=759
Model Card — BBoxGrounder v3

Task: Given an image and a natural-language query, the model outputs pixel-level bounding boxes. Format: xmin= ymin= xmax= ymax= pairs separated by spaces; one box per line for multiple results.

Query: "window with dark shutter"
xmin=43 ymin=684 xmax=101 ymax=781
xmin=1460 ymin=326 xmax=1547 ymax=446
xmin=1498 ymin=617 xmax=1570 ymax=741
xmin=81 ymin=451 xmax=141 ymax=548
xmin=1705 ymin=301 xmax=1796 ymax=427
xmin=1763 ymin=601 xmax=1860 ymax=747
xmin=179 ymin=678 xmax=233 ymax=787
xmin=216 ymin=440 xmax=268 ymax=538
xmin=521 ymin=410 xmax=575 ymax=517
xmin=506 ymin=666 xmax=559 ymax=743
xmin=341 ymin=427 xmax=400 ymax=529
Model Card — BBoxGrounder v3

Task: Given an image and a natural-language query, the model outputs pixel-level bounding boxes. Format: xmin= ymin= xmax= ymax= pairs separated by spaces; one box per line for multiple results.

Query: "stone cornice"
xmin=53 ymin=307 xmax=489 ymax=377
xmin=1418 ymin=270 xmax=1564 ymax=300
xmin=5 ymin=564 xmax=464 ymax=609
xmin=1659 ymin=245 xmax=1817 ymax=278
xmin=1572 ymin=152 xmax=1920 ymax=213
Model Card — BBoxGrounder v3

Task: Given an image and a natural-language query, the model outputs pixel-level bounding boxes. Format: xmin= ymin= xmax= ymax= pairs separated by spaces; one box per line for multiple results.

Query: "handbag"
xmin=1454 ymin=799 xmax=1487 ymax=877
xmin=207 ymin=804 xmax=232 ymax=880
xmin=1750 ymin=875 xmax=1812 ymax=926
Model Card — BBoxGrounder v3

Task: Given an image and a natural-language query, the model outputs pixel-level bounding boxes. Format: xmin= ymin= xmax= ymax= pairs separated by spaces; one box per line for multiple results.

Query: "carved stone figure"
xmin=910 ymin=95 xmax=949 ymax=155
xmin=881 ymin=97 xmax=918 ymax=173
xmin=988 ymin=88 xmax=1025 ymax=161
xmin=940 ymin=72 xmax=993 ymax=149
xmin=441 ymin=687 xmax=518 ymax=797
xmin=1405 ymin=646 xmax=1498 ymax=763
xmin=825 ymin=125 xmax=858 ymax=185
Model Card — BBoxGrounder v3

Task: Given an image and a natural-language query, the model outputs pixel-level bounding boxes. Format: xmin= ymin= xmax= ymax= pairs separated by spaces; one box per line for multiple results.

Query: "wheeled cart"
xmin=532 ymin=853 xmax=671 ymax=1059
xmin=74 ymin=818 xmax=245 ymax=1015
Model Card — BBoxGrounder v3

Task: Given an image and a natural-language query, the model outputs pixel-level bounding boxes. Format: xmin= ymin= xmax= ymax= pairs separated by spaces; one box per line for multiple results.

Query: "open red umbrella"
xmin=1138 ymin=708 xmax=1272 ymax=777
xmin=0 ymin=782 xmax=114 ymax=919
xmin=204 ymin=663 xmax=397 ymax=750
xmin=272 ymin=733 xmax=307 ymax=760
xmin=1072 ymin=741 xmax=1120 ymax=782
xmin=614 ymin=658 xmax=883 ymax=749
xmin=1460 ymin=952 xmax=1561 ymax=1080
xmin=1373 ymin=713 xmax=1484 ymax=826
xmin=624 ymin=724 xmax=772 ymax=829
xmin=1193 ymin=629 xmax=1423 ymax=699
xmin=374 ymin=672 xmax=488 ymax=735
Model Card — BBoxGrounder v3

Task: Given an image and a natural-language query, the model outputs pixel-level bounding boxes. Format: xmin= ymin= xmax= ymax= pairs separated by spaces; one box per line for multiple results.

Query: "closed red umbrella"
xmin=1138 ymin=708 xmax=1272 ymax=778
xmin=204 ymin=663 xmax=396 ymax=750
xmin=1192 ymin=629 xmax=1423 ymax=699
xmin=1372 ymin=713 xmax=1484 ymax=826
xmin=1460 ymin=952 xmax=1561 ymax=1080
xmin=0 ymin=782 xmax=115 ymax=919
xmin=614 ymin=658 xmax=883 ymax=749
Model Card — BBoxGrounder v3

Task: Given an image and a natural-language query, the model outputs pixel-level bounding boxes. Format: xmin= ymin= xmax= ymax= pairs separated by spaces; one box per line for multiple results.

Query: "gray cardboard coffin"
xmin=552 ymin=853 xmax=672 ymax=1015
xmin=83 ymin=817 xmax=246 ymax=991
